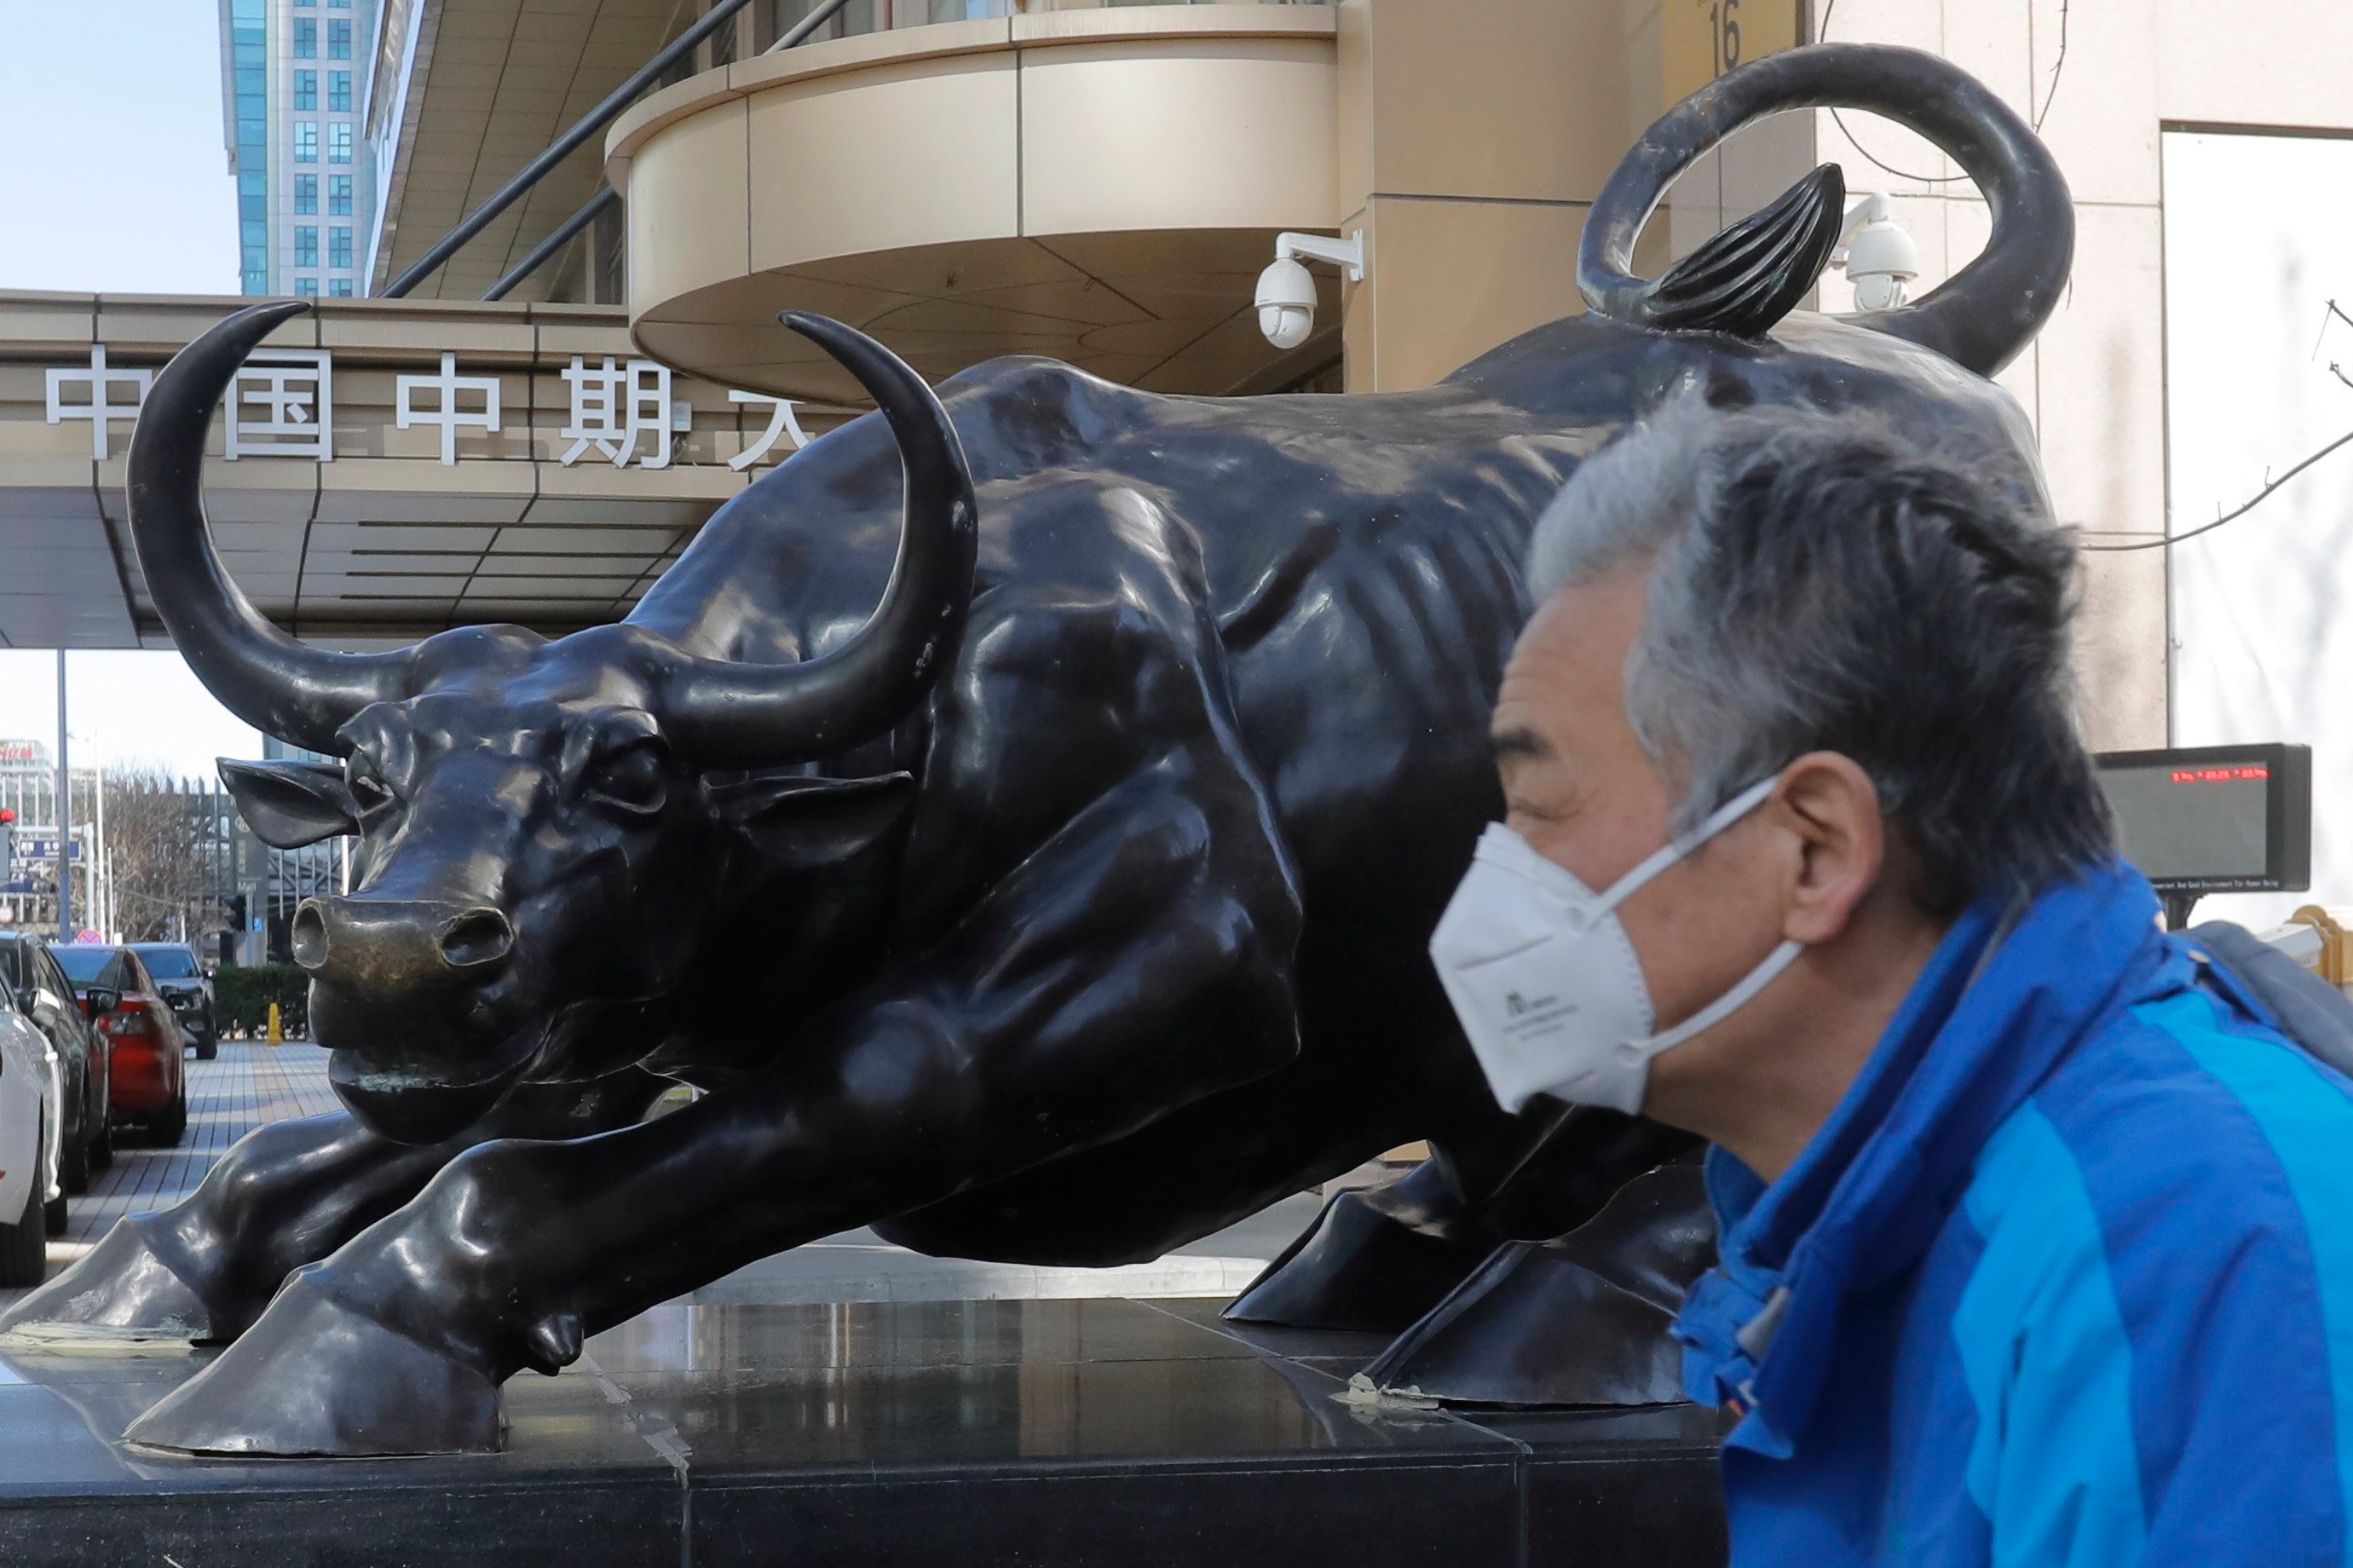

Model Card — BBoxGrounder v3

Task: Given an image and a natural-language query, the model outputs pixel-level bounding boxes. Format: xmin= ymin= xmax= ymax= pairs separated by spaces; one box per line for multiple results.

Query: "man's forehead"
xmin=1491 ymin=575 xmax=1650 ymax=763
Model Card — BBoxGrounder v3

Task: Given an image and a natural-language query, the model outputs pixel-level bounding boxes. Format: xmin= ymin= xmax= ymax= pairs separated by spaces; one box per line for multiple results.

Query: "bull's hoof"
xmin=124 ymin=1272 xmax=504 ymax=1457
xmin=1359 ymin=1163 xmax=1716 ymax=1407
xmin=0 ymin=1218 xmax=216 ymax=1346
xmin=1226 ymin=1185 xmax=1494 ymax=1333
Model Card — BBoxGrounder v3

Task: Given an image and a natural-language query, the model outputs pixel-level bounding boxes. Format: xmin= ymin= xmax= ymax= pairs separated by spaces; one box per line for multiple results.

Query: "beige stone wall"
xmin=1796 ymin=0 xmax=2353 ymax=750
xmin=1793 ymin=0 xmax=2168 ymax=752
xmin=1331 ymin=0 xmax=1820 ymax=390
xmin=1335 ymin=0 xmax=1633 ymax=393
xmin=1333 ymin=0 xmax=2353 ymax=753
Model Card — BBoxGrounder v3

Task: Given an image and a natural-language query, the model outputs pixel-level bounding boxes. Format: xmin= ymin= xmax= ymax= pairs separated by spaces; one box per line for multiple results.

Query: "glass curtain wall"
xmin=216 ymin=0 xmax=383 ymax=297
xmin=229 ymin=0 xmax=270 ymax=294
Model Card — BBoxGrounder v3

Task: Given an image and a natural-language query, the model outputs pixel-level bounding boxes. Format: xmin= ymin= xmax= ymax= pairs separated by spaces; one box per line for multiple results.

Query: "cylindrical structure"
xmin=606 ymin=6 xmax=1344 ymax=401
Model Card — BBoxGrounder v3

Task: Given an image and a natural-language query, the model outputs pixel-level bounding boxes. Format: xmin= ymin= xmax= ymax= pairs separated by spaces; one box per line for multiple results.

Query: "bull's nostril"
xmin=437 ymin=908 xmax=515 ymax=970
xmin=290 ymin=902 xmax=330 ymax=971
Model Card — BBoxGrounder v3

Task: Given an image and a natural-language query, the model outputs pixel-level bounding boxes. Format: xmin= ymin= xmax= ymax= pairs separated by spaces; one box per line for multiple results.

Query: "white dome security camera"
xmin=1832 ymin=192 xmax=1921 ymax=313
xmin=1254 ymin=231 xmax=1366 ymax=350
xmin=1255 ymin=257 xmax=1318 ymax=351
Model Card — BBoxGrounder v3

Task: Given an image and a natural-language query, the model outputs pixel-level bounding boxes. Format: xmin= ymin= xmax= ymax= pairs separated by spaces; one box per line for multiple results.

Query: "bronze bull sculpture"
xmin=3 ymin=43 xmax=2070 ymax=1456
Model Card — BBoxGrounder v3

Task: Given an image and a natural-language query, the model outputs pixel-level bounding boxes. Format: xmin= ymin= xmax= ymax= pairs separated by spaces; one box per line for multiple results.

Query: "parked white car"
xmin=0 ymin=985 xmax=63 ymax=1287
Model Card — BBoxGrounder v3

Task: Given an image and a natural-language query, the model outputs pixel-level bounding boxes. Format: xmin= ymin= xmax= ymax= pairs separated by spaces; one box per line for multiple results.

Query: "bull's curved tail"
xmin=1579 ymin=43 xmax=2073 ymax=377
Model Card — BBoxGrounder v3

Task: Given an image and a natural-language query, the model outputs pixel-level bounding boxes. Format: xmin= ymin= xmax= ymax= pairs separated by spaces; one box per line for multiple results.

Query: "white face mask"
xmin=1427 ymin=775 xmax=1802 ymax=1116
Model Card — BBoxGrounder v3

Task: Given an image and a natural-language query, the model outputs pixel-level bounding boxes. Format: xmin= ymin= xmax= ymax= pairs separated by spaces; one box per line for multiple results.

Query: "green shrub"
xmin=212 ymin=963 xmax=310 ymax=1037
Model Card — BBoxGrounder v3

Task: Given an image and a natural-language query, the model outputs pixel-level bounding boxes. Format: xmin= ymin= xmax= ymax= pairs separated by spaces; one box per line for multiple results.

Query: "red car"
xmin=49 ymin=944 xmax=187 ymax=1146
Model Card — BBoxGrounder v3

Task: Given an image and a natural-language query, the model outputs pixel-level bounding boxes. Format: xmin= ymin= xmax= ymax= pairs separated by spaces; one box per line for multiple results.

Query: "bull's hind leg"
xmin=1226 ymin=1157 xmax=1511 ymax=1333
xmin=1229 ymin=1104 xmax=1699 ymax=1332
xmin=1353 ymin=1161 xmax=1716 ymax=1407
xmin=1229 ymin=1107 xmax=1714 ymax=1410
xmin=0 ymin=1070 xmax=668 ymax=1346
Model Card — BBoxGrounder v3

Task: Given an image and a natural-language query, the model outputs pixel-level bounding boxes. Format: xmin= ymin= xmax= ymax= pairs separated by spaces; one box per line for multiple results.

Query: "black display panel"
xmin=2095 ymin=744 xmax=2311 ymax=894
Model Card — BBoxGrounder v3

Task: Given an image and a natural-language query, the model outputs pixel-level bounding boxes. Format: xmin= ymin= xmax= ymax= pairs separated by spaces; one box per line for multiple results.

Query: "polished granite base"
xmin=0 ymin=1296 xmax=1727 ymax=1566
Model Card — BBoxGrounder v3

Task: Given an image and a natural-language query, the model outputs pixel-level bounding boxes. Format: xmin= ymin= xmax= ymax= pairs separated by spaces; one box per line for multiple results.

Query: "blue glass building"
xmin=218 ymin=0 xmax=380 ymax=297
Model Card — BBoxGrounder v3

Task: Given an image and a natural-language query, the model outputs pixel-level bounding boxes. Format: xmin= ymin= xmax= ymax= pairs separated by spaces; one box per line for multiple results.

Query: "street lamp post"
xmin=55 ymin=650 xmax=69 ymax=940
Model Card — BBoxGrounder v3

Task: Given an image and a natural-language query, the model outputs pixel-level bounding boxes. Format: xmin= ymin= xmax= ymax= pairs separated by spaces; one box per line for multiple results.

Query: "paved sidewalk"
xmin=0 ymin=1041 xmax=338 ymax=1311
xmin=1 ymin=1039 xmax=1331 ymax=1316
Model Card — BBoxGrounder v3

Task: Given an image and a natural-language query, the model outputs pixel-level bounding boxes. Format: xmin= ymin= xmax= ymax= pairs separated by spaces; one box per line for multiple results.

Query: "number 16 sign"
xmin=1662 ymin=0 xmax=1797 ymax=105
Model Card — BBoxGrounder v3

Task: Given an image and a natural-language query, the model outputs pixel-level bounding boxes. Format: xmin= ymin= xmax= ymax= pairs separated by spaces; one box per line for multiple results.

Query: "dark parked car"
xmin=49 ymin=944 xmax=187 ymax=1146
xmin=0 ymin=933 xmax=112 ymax=1208
xmin=129 ymin=943 xmax=216 ymax=1059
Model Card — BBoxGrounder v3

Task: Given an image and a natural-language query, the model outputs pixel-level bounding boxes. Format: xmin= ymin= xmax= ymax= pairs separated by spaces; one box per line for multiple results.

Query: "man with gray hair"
xmin=1427 ymin=395 xmax=2353 ymax=1565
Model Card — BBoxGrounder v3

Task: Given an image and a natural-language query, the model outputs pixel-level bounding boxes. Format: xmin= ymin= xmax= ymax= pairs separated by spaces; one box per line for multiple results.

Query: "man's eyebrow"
xmin=1490 ymin=726 xmax=1552 ymax=763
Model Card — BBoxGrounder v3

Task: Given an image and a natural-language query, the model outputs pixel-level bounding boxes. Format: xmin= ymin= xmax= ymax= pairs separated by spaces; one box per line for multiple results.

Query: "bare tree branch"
xmin=101 ymin=766 xmax=220 ymax=941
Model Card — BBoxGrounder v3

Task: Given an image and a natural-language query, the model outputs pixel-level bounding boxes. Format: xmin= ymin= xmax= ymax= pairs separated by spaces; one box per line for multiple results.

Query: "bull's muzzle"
xmin=291 ymin=896 xmax=516 ymax=989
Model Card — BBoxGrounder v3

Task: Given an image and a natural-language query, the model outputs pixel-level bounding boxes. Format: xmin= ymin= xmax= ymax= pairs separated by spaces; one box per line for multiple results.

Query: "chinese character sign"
xmin=561 ymin=356 xmax=672 ymax=470
xmin=45 ymin=345 xmax=152 ymax=460
xmin=727 ymin=389 xmax=811 ymax=472
xmin=39 ymin=341 xmax=816 ymax=473
xmin=396 ymin=351 xmax=503 ymax=465
xmin=226 ymin=349 xmax=335 ymax=461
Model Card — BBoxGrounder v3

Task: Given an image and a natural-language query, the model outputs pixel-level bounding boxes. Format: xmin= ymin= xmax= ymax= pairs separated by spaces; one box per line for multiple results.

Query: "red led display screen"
xmin=2096 ymin=744 xmax=2310 ymax=894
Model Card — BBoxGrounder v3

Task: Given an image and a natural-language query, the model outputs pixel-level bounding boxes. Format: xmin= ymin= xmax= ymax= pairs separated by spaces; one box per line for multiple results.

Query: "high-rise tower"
xmin=218 ymin=0 xmax=382 ymax=297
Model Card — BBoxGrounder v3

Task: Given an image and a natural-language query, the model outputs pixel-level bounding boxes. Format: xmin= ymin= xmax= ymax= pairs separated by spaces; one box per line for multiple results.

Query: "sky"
xmin=0 ymin=3 xmax=266 ymax=777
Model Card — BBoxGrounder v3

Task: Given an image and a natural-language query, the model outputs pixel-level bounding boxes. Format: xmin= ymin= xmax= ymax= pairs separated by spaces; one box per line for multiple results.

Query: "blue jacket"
xmin=1674 ymin=861 xmax=2353 ymax=1565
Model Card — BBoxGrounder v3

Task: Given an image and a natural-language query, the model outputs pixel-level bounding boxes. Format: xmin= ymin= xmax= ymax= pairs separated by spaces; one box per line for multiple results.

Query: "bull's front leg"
xmin=0 ymin=1070 xmax=669 ymax=1349
xmin=126 ymin=773 xmax=1304 ymax=1457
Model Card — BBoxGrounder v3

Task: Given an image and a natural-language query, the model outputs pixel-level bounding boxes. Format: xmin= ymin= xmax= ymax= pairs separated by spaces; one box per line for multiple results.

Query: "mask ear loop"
xmin=1586 ymin=774 xmax=1783 ymax=925
xmin=1583 ymin=774 xmax=1797 ymax=1063
xmin=1623 ymin=937 xmax=1807 ymax=1062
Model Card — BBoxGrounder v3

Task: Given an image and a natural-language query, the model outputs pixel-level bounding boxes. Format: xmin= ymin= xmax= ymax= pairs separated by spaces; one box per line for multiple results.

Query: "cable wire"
xmin=1814 ymin=0 xmax=2070 ymax=185
xmin=2079 ymin=427 xmax=2353 ymax=552
xmin=2030 ymin=0 xmax=2071 ymax=133
xmin=2082 ymin=299 xmax=2353 ymax=553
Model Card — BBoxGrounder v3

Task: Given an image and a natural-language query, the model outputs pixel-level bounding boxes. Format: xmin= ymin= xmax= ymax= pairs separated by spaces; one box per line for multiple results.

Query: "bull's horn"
xmin=128 ymin=301 xmax=418 ymax=755
xmin=1579 ymin=43 xmax=2072 ymax=377
xmin=663 ymin=314 xmax=978 ymax=767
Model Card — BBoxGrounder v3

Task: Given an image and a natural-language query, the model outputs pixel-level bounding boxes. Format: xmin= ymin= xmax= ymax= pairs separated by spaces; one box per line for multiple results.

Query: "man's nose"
xmin=291 ymin=896 xmax=516 ymax=988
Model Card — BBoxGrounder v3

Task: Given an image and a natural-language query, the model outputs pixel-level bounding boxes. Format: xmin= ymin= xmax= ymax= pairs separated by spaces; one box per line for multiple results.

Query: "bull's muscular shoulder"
xmin=897 ymin=478 xmax=1240 ymax=913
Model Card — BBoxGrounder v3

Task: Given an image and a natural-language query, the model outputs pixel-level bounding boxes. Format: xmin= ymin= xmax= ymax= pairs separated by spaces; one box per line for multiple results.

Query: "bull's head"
xmin=128 ymin=308 xmax=977 ymax=1143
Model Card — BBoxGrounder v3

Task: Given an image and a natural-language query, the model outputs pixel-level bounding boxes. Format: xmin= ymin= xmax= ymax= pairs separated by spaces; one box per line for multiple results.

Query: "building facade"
xmin=221 ymin=0 xmax=383 ymax=299
xmin=54 ymin=0 xmax=2353 ymax=931
xmin=0 ymin=740 xmax=104 ymax=936
xmin=0 ymin=735 xmax=297 ymax=958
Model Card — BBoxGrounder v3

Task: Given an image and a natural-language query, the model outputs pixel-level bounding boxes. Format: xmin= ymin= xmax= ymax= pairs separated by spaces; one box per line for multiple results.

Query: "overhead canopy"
xmin=367 ymin=0 xmax=693 ymax=301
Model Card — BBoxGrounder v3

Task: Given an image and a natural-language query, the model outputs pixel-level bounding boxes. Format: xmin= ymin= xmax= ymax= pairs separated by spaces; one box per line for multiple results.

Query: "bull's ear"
xmin=714 ymin=771 xmax=915 ymax=872
xmin=218 ymin=758 xmax=360 ymax=849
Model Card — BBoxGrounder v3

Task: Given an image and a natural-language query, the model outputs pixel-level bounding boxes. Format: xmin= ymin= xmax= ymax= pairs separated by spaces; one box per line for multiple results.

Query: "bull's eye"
xmin=585 ymin=744 xmax=666 ymax=814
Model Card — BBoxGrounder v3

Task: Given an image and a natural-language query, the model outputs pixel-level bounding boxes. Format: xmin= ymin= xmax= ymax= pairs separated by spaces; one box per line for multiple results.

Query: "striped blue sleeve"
xmin=1985 ymin=992 xmax=2353 ymax=1567
xmin=1955 ymin=1104 xmax=2147 ymax=1568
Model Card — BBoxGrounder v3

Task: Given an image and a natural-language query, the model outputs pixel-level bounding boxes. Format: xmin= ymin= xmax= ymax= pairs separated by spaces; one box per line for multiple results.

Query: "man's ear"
xmin=1775 ymin=752 xmax=1886 ymax=945
xmin=712 ymin=771 xmax=917 ymax=873
xmin=218 ymin=758 xmax=360 ymax=849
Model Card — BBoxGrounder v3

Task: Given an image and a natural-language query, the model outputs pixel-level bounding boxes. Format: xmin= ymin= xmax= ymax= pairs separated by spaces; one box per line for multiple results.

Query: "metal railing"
xmin=388 ymin=0 xmax=857 ymax=300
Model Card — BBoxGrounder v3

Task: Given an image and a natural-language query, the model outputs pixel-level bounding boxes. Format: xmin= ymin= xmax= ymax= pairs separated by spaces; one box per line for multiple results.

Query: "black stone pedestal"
xmin=0 ymin=1296 xmax=1727 ymax=1566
